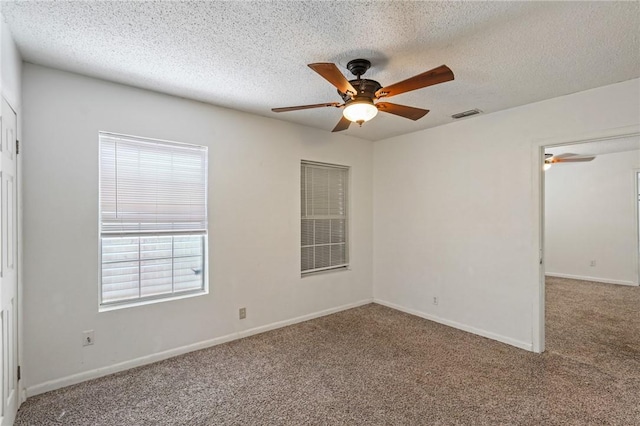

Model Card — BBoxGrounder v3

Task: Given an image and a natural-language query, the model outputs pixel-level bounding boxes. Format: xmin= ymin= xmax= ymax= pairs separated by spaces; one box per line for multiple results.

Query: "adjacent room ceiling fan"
xmin=272 ymin=59 xmax=454 ymax=132
xmin=544 ymin=153 xmax=596 ymax=170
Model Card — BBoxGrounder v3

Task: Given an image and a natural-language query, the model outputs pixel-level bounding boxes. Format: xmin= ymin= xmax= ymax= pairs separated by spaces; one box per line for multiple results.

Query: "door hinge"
xmin=16 ymin=139 xmax=19 ymax=155
xmin=17 ymin=365 xmax=20 ymax=381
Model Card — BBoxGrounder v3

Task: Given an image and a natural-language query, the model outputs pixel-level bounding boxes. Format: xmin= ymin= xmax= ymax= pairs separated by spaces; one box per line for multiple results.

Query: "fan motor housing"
xmin=339 ymin=78 xmax=382 ymax=102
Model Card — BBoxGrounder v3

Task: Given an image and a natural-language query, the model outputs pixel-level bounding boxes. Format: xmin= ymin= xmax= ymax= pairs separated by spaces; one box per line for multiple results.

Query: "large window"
xmin=301 ymin=161 xmax=349 ymax=274
xmin=99 ymin=132 xmax=208 ymax=307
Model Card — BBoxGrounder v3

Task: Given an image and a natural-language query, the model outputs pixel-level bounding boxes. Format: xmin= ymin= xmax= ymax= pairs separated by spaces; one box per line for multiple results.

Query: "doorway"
xmin=532 ymin=125 xmax=640 ymax=353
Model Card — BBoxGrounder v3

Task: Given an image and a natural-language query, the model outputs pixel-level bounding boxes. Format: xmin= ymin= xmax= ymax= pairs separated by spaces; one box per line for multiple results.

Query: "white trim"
xmin=373 ymin=299 xmax=533 ymax=352
xmin=25 ymin=298 xmax=373 ymax=397
xmin=531 ymin=143 xmax=546 ymax=353
xmin=635 ymin=169 xmax=640 ymax=286
xmin=545 ymin=273 xmax=637 ymax=287
xmin=300 ymin=160 xmax=348 ymax=170
xmin=98 ymin=287 xmax=208 ymax=312
xmin=532 ymin=124 xmax=640 ymax=354
xmin=301 ymin=264 xmax=349 ymax=276
xmin=98 ymin=130 xmax=206 ymax=151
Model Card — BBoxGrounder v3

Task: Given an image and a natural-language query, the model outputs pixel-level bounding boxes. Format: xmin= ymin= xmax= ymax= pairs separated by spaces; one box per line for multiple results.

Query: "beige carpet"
xmin=15 ymin=277 xmax=640 ymax=425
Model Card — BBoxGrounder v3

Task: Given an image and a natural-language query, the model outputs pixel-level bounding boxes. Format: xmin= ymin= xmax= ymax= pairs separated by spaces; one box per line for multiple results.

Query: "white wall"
xmin=545 ymin=149 xmax=640 ymax=286
xmin=373 ymin=78 xmax=640 ymax=350
xmin=22 ymin=64 xmax=373 ymax=394
xmin=1 ymin=13 xmax=21 ymax=108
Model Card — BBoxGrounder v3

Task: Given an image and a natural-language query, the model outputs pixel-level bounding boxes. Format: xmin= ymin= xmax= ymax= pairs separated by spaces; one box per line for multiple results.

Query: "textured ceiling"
xmin=2 ymin=1 xmax=639 ymax=141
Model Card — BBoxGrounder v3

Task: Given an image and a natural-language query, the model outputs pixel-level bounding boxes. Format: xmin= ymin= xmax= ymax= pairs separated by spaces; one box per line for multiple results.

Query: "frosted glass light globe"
xmin=343 ymin=100 xmax=378 ymax=123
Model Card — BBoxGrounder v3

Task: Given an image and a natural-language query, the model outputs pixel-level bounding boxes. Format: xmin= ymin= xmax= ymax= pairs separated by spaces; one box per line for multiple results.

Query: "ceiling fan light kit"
xmin=343 ymin=99 xmax=378 ymax=124
xmin=272 ymin=58 xmax=454 ymax=132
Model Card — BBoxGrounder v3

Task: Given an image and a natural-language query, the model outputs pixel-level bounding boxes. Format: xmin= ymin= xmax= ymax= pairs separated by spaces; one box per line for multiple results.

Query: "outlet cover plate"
xmin=82 ymin=330 xmax=95 ymax=347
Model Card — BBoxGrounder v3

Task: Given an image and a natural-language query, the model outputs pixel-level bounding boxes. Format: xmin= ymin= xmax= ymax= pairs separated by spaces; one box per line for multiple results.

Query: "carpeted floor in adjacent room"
xmin=15 ymin=277 xmax=640 ymax=425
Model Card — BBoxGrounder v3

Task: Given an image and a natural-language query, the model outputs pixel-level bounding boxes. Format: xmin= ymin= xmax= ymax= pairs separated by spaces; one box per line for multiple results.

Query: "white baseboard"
xmin=545 ymin=272 xmax=637 ymax=287
xmin=373 ymin=298 xmax=533 ymax=352
xmin=26 ymin=298 xmax=373 ymax=397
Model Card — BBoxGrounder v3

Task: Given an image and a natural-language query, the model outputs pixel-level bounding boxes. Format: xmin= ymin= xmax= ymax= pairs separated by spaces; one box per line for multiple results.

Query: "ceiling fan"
xmin=272 ymin=59 xmax=454 ymax=132
xmin=544 ymin=153 xmax=596 ymax=170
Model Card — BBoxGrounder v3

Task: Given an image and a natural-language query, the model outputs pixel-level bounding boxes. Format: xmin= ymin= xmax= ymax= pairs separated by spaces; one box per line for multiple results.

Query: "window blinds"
xmin=301 ymin=161 xmax=349 ymax=273
xmin=99 ymin=133 xmax=208 ymax=306
xmin=101 ymin=234 xmax=205 ymax=303
xmin=99 ymin=133 xmax=208 ymax=234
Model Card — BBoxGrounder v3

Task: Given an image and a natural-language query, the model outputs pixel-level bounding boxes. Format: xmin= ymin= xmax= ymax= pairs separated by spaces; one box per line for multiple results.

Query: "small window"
xmin=99 ymin=132 xmax=208 ymax=307
xmin=301 ymin=161 xmax=349 ymax=274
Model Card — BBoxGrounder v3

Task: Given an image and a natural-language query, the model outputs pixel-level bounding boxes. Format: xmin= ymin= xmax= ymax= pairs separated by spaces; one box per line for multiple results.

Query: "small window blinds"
xmin=99 ymin=132 xmax=208 ymax=306
xmin=301 ymin=161 xmax=349 ymax=274
xmin=100 ymin=133 xmax=207 ymax=234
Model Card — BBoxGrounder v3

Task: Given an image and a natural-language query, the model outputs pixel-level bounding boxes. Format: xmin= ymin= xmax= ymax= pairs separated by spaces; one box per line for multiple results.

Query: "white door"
xmin=0 ymin=97 xmax=18 ymax=425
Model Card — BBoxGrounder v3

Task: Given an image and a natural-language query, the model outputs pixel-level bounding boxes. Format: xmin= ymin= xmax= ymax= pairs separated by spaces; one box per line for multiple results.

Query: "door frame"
xmin=635 ymin=169 xmax=640 ymax=286
xmin=530 ymin=124 xmax=640 ymax=353
xmin=0 ymin=96 xmax=21 ymax=424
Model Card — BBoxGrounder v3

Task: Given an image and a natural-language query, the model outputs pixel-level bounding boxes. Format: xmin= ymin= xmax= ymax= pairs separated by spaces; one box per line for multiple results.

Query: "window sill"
xmin=99 ymin=289 xmax=208 ymax=313
xmin=301 ymin=266 xmax=350 ymax=278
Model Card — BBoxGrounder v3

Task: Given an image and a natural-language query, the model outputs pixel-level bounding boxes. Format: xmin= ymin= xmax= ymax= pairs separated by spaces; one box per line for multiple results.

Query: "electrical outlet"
xmin=590 ymin=260 xmax=596 ymax=267
xmin=433 ymin=297 xmax=438 ymax=306
xmin=239 ymin=307 xmax=246 ymax=320
xmin=82 ymin=330 xmax=95 ymax=347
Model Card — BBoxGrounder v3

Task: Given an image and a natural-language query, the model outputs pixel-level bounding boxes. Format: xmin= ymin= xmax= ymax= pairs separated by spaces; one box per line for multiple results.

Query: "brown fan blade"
xmin=376 ymin=65 xmax=454 ymax=99
xmin=332 ymin=116 xmax=351 ymax=132
xmin=272 ymin=102 xmax=341 ymax=113
xmin=376 ymin=102 xmax=430 ymax=121
xmin=553 ymin=156 xmax=596 ymax=163
xmin=308 ymin=63 xmax=357 ymax=95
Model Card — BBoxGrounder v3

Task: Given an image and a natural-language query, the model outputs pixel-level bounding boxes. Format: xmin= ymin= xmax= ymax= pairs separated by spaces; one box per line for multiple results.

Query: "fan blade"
xmin=308 ymin=63 xmax=357 ymax=95
xmin=551 ymin=153 xmax=578 ymax=159
xmin=376 ymin=65 xmax=454 ymax=98
xmin=332 ymin=116 xmax=351 ymax=132
xmin=553 ymin=156 xmax=596 ymax=163
xmin=376 ymin=102 xmax=430 ymax=121
xmin=272 ymin=102 xmax=341 ymax=113
xmin=547 ymin=153 xmax=596 ymax=163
